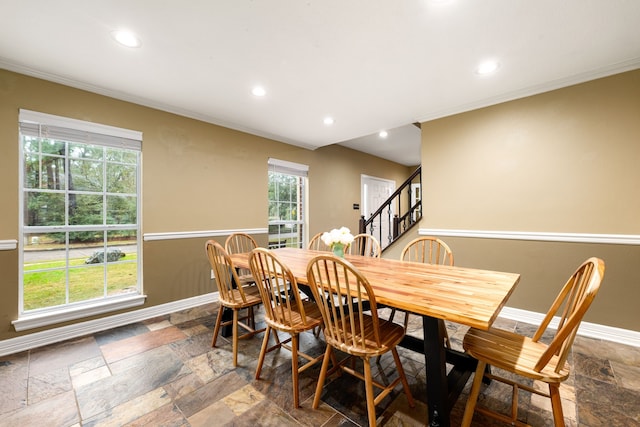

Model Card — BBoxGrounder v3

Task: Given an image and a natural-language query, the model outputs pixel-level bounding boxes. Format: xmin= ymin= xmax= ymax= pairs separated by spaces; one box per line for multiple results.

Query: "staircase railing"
xmin=359 ymin=166 xmax=422 ymax=250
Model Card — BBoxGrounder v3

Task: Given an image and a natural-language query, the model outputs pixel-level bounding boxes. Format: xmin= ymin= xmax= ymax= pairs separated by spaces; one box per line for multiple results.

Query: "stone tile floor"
xmin=1 ymin=303 xmax=638 ymax=426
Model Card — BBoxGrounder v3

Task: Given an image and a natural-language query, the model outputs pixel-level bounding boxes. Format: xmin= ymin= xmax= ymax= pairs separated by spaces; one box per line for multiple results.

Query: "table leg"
xmin=221 ymin=307 xmax=233 ymax=338
xmin=423 ymin=315 xmax=449 ymax=427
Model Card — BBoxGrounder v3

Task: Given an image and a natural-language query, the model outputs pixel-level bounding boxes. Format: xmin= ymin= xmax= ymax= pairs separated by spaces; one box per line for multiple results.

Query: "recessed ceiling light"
xmin=111 ymin=30 xmax=142 ymax=48
xmin=252 ymin=86 xmax=266 ymax=97
xmin=476 ymin=60 xmax=499 ymax=75
xmin=323 ymin=117 xmax=335 ymax=126
xmin=379 ymin=130 xmax=388 ymax=138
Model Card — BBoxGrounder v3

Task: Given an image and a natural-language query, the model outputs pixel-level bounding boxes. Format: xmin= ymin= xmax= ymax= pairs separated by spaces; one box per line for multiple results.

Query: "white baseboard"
xmin=499 ymin=306 xmax=640 ymax=348
xmin=2 ymin=297 xmax=637 ymax=357
xmin=0 ymin=292 xmax=219 ymax=357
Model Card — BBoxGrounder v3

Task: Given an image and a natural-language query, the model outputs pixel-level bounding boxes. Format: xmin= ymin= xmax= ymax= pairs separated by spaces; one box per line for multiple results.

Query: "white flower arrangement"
xmin=321 ymin=227 xmax=355 ymax=251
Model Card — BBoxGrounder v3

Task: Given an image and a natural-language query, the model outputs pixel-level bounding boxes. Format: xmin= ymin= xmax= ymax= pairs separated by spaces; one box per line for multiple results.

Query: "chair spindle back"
xmin=205 ymin=240 xmax=248 ymax=306
xmin=533 ymin=257 xmax=605 ymax=373
xmin=306 ymin=255 xmax=381 ymax=352
xmin=401 ymin=236 xmax=454 ymax=266
xmin=249 ymin=248 xmax=313 ymax=331
xmin=348 ymin=233 xmax=382 ymax=258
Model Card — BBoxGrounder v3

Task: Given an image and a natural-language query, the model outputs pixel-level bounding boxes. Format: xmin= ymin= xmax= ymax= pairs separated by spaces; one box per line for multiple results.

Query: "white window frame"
xmin=268 ymin=158 xmax=308 ymax=249
xmin=13 ymin=110 xmax=145 ymax=331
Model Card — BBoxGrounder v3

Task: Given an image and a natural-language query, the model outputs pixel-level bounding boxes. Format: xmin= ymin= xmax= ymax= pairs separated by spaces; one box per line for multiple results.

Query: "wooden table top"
xmin=230 ymin=247 xmax=520 ymax=331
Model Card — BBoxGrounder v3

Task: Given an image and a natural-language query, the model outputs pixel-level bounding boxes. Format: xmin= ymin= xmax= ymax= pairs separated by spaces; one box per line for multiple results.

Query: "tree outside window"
xmin=267 ymin=162 xmax=307 ymax=249
xmin=20 ymin=113 xmax=141 ymax=314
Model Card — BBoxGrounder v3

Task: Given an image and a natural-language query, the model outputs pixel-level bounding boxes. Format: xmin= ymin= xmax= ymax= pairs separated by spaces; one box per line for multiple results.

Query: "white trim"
xmin=499 ymin=306 xmax=640 ymax=348
xmin=420 ymin=228 xmax=640 ymax=245
xmin=1 ymin=59 xmax=319 ymax=151
xmin=2 ymin=297 xmax=636 ymax=357
xmin=4 ymin=58 xmax=639 ymax=153
xmin=12 ymin=294 xmax=147 ymax=331
xmin=0 ymin=239 xmax=18 ymax=250
xmin=267 ymin=158 xmax=309 ymax=172
xmin=417 ymin=57 xmax=640 ymax=124
xmin=1 ymin=292 xmax=219 ymax=357
xmin=143 ymin=228 xmax=268 ymax=242
xmin=19 ymin=109 xmax=142 ymax=141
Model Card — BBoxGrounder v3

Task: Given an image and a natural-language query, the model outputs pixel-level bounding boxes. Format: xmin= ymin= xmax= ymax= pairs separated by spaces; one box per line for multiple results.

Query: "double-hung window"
xmin=14 ymin=110 xmax=143 ymax=331
xmin=267 ymin=158 xmax=308 ymax=249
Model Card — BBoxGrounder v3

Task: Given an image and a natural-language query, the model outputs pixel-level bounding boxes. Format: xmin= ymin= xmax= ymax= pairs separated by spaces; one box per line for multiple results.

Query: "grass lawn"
xmin=23 ymin=254 xmax=138 ymax=311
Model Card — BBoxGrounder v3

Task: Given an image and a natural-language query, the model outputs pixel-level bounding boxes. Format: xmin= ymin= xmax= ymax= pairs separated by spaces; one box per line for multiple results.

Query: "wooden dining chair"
xmin=205 ymin=240 xmax=264 ymax=367
xmin=400 ymin=235 xmax=454 ymax=265
xmin=389 ymin=236 xmax=454 ymax=347
xmin=225 ymin=232 xmax=259 ymax=285
xmin=461 ymin=257 xmax=605 ymax=427
xmin=307 ymin=232 xmax=330 ymax=251
xmin=347 ymin=233 xmax=382 ymax=258
xmin=306 ymin=254 xmax=415 ymax=427
xmin=249 ymin=248 xmax=326 ymax=408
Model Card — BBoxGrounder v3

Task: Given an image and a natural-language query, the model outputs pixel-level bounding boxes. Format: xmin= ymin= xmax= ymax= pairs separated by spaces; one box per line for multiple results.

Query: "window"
xmin=268 ymin=159 xmax=308 ymax=249
xmin=16 ymin=110 xmax=143 ymax=329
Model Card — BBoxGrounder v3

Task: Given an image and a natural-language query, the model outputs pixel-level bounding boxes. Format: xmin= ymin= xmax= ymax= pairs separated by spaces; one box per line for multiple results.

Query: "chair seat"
xmin=224 ymin=285 xmax=263 ymax=309
xmin=326 ymin=314 xmax=406 ymax=358
xmin=464 ymin=327 xmax=570 ymax=383
xmin=265 ymin=300 xmax=323 ymax=333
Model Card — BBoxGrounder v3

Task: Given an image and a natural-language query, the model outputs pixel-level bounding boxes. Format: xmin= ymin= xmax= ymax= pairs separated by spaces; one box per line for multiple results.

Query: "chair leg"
xmin=232 ymin=309 xmax=239 ymax=367
xmin=248 ymin=306 xmax=256 ymax=329
xmin=363 ymin=357 xmax=377 ymax=427
xmin=291 ymin=333 xmax=300 ymax=408
xmin=391 ymin=348 xmax=415 ymax=407
xmin=255 ymin=326 xmax=272 ymax=380
xmin=461 ymin=360 xmax=486 ymax=427
xmin=313 ymin=346 xmax=333 ymax=409
xmin=438 ymin=319 xmax=451 ymax=349
xmin=549 ymin=384 xmax=566 ymax=427
xmin=211 ymin=304 xmax=225 ymax=347
xmin=388 ymin=308 xmax=397 ymax=323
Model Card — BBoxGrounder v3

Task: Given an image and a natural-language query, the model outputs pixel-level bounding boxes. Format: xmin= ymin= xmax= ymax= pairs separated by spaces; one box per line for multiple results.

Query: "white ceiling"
xmin=1 ymin=1 xmax=639 ymax=166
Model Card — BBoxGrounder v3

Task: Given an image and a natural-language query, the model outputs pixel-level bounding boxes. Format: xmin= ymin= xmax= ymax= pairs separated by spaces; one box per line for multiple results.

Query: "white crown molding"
xmin=418 ymin=57 xmax=640 ymax=123
xmin=0 ymin=59 xmax=316 ymax=151
xmin=4 ymin=57 xmax=639 ymax=153
xmin=420 ymin=229 xmax=640 ymax=245
xmin=0 ymin=240 xmax=18 ymax=251
xmin=143 ymin=228 xmax=268 ymax=241
xmin=0 ymin=292 xmax=219 ymax=357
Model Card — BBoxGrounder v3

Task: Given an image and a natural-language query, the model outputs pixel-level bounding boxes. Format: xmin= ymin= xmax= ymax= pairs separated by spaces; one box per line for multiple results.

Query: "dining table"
xmin=229 ymin=247 xmax=520 ymax=427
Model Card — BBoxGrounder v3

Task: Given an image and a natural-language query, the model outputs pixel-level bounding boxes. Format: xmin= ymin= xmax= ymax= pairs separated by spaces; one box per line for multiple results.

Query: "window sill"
xmin=12 ymin=294 xmax=147 ymax=332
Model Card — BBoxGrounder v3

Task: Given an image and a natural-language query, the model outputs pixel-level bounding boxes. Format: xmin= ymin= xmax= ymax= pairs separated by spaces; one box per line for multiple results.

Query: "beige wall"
xmin=2 ymin=67 xmax=638 ymax=342
xmin=420 ymin=69 xmax=640 ymax=331
xmin=0 ymin=69 xmax=411 ymax=341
